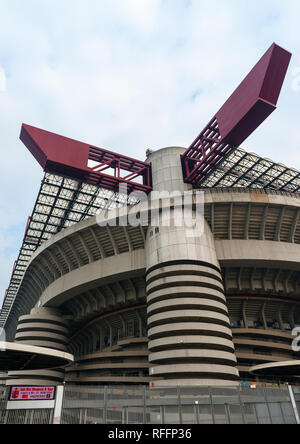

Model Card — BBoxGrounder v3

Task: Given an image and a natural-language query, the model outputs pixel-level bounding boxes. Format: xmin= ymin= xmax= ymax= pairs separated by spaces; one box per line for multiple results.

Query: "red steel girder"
xmin=20 ymin=124 xmax=152 ymax=194
xmin=182 ymin=43 xmax=292 ymax=187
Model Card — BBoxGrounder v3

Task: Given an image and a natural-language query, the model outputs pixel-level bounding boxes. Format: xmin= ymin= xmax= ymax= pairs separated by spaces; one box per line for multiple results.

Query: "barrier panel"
xmin=60 ymin=385 xmax=299 ymax=425
xmin=1 ymin=384 xmax=299 ymax=424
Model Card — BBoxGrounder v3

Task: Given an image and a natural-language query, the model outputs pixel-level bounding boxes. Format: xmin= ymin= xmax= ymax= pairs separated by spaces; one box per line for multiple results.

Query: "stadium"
xmin=1 ymin=43 xmax=300 ymax=424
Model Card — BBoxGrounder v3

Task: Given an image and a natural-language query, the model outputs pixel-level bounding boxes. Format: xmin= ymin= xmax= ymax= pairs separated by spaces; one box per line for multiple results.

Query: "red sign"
xmin=9 ymin=386 xmax=55 ymax=401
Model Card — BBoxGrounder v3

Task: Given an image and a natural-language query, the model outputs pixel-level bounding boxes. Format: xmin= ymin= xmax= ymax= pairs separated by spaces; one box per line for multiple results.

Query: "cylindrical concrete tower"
xmin=15 ymin=307 xmax=69 ymax=352
xmin=9 ymin=307 xmax=70 ymax=386
xmin=145 ymin=147 xmax=239 ymax=387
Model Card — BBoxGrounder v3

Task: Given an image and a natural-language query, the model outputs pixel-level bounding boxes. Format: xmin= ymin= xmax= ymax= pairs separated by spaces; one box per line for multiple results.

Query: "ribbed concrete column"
xmin=15 ymin=307 xmax=69 ymax=352
xmin=145 ymin=147 xmax=239 ymax=387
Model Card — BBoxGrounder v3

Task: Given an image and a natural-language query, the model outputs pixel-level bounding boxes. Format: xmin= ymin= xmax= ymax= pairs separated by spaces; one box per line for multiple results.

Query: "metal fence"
xmin=1 ymin=384 xmax=299 ymax=424
xmin=60 ymin=385 xmax=299 ymax=425
xmin=292 ymin=386 xmax=300 ymax=415
xmin=2 ymin=408 xmax=53 ymax=424
xmin=0 ymin=385 xmax=9 ymax=424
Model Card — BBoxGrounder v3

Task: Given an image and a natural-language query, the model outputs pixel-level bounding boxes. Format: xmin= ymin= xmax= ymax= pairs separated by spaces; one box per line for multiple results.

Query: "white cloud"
xmin=292 ymin=67 xmax=300 ymax=92
xmin=113 ymin=0 xmax=160 ymax=35
xmin=0 ymin=67 xmax=6 ymax=92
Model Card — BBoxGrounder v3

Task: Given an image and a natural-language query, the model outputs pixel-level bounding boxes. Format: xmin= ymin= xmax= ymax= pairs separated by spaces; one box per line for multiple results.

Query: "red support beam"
xmin=182 ymin=43 xmax=292 ymax=187
xmin=20 ymin=124 xmax=153 ymax=194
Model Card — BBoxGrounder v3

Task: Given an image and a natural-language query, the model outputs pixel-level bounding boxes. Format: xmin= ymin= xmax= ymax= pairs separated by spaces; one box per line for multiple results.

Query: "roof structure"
xmin=181 ymin=43 xmax=292 ymax=187
xmin=21 ymin=124 xmax=152 ymax=194
xmin=199 ymin=147 xmax=300 ymax=192
xmin=0 ymin=172 xmax=138 ymax=328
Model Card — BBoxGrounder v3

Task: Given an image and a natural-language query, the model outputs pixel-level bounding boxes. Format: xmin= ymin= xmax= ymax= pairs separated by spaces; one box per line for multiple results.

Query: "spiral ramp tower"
xmin=145 ymin=148 xmax=239 ymax=386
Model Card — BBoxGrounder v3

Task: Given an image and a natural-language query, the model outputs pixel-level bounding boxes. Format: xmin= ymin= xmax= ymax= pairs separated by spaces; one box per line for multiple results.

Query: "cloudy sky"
xmin=0 ymin=0 xmax=300 ymax=304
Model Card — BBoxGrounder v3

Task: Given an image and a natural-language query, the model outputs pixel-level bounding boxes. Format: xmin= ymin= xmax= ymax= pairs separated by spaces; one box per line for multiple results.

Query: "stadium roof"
xmin=0 ymin=172 xmax=138 ymax=328
xmin=1 ymin=147 xmax=300 ymax=329
xmin=200 ymin=147 xmax=300 ymax=192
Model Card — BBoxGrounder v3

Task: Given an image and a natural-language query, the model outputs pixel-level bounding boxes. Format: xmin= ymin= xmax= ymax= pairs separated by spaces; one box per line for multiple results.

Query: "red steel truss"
xmin=182 ymin=43 xmax=292 ymax=187
xmin=20 ymin=124 xmax=153 ymax=194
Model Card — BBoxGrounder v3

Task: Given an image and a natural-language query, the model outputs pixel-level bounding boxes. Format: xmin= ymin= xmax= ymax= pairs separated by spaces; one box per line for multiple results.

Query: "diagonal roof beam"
xmin=182 ymin=43 xmax=292 ymax=187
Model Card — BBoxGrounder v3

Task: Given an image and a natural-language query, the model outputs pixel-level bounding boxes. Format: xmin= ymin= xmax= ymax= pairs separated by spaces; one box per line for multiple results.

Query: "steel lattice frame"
xmin=181 ymin=43 xmax=292 ymax=188
xmin=181 ymin=117 xmax=235 ymax=185
xmin=20 ymin=124 xmax=153 ymax=194
xmin=199 ymin=147 xmax=300 ymax=192
xmin=0 ymin=172 xmax=138 ymax=327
